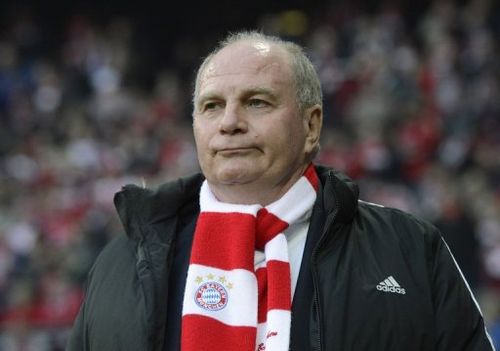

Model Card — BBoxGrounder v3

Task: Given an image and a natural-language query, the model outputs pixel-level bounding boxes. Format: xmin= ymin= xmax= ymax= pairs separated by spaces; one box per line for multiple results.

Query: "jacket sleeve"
xmin=66 ymin=264 xmax=96 ymax=351
xmin=66 ymin=301 xmax=86 ymax=351
xmin=430 ymin=231 xmax=495 ymax=350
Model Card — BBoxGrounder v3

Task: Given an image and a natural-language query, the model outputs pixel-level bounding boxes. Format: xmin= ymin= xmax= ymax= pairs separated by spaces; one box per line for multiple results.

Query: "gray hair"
xmin=193 ymin=31 xmax=323 ymax=113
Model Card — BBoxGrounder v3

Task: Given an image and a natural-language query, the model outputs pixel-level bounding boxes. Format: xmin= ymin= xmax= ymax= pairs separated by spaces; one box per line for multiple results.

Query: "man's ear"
xmin=303 ymin=105 xmax=323 ymax=157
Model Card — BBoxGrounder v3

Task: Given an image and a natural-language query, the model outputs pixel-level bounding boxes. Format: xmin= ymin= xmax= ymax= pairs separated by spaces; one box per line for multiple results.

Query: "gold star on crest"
xmin=218 ymin=276 xmax=226 ymax=284
xmin=195 ymin=276 xmax=203 ymax=284
xmin=207 ymin=273 xmax=214 ymax=280
xmin=227 ymin=282 xmax=233 ymax=289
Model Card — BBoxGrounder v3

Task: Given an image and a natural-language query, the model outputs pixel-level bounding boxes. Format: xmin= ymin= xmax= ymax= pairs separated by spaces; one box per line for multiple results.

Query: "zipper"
xmin=310 ymin=171 xmax=341 ymax=351
xmin=136 ymin=236 xmax=157 ymax=350
xmin=136 ymin=238 xmax=147 ymax=262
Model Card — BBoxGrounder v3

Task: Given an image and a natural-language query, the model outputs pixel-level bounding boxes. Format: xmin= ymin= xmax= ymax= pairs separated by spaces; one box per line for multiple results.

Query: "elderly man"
xmin=68 ymin=31 xmax=494 ymax=351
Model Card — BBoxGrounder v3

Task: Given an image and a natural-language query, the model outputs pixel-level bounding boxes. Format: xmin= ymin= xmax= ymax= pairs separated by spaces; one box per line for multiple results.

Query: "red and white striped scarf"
xmin=181 ymin=164 xmax=319 ymax=351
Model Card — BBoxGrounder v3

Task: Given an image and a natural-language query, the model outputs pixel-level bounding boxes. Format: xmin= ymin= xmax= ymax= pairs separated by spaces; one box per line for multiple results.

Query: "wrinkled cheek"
xmin=196 ymin=151 xmax=212 ymax=174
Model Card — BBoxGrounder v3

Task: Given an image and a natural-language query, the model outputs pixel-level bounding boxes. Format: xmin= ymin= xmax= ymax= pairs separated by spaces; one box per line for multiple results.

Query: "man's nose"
xmin=219 ymin=104 xmax=247 ymax=134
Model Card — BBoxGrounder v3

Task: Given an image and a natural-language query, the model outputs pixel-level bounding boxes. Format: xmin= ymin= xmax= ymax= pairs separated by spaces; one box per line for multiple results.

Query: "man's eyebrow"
xmin=241 ymin=87 xmax=278 ymax=100
xmin=197 ymin=88 xmax=278 ymax=105
xmin=198 ymin=92 xmax=221 ymax=102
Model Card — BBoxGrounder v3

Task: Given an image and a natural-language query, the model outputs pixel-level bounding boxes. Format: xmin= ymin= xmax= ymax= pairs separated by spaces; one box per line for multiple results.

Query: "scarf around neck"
xmin=181 ymin=164 xmax=319 ymax=351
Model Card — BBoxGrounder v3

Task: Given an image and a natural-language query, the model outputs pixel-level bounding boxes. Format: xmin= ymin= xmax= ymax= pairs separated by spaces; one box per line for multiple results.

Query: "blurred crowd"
xmin=1 ymin=0 xmax=499 ymax=349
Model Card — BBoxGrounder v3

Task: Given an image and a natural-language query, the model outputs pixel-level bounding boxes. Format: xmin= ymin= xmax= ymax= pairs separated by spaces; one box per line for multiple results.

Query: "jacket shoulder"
xmin=114 ymin=172 xmax=203 ymax=217
xmin=357 ymin=200 xmax=441 ymax=241
xmin=353 ymin=200 xmax=444 ymax=271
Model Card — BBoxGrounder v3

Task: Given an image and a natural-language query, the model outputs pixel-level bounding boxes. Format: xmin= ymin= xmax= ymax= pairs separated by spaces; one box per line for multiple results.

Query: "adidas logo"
xmin=376 ymin=275 xmax=406 ymax=295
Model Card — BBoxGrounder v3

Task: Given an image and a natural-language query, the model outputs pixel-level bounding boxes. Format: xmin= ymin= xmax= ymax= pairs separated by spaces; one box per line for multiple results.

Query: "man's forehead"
xmin=201 ymin=40 xmax=291 ymax=80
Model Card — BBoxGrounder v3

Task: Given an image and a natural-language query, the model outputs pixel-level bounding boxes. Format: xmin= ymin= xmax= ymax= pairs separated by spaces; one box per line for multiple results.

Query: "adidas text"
xmin=376 ymin=284 xmax=406 ymax=295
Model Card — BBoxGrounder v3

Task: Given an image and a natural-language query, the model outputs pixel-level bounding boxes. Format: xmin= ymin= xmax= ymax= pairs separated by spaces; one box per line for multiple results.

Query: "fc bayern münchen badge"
xmin=194 ymin=281 xmax=229 ymax=311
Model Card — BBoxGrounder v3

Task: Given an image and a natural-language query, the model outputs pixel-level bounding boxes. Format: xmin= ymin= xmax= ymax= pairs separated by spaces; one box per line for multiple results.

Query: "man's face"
xmin=193 ymin=40 xmax=319 ymax=203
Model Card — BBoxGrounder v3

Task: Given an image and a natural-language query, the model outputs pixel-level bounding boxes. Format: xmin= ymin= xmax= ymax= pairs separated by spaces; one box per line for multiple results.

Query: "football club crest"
xmin=194 ymin=274 xmax=232 ymax=311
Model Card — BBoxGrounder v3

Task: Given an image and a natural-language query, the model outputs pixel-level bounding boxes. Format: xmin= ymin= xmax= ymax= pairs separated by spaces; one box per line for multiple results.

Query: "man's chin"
xmin=214 ymin=168 xmax=259 ymax=185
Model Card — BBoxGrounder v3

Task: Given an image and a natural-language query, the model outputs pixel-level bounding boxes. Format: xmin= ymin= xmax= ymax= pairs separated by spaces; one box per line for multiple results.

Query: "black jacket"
xmin=67 ymin=166 xmax=494 ymax=350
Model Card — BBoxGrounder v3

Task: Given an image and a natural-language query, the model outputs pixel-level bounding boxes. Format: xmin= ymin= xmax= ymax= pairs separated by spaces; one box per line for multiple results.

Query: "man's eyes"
xmin=200 ymin=98 xmax=271 ymax=112
xmin=247 ymin=99 xmax=270 ymax=108
xmin=202 ymin=101 xmax=222 ymax=111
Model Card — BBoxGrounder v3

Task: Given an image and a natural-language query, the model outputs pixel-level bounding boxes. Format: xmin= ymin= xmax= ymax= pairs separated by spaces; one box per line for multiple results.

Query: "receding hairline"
xmin=195 ymin=38 xmax=295 ymax=92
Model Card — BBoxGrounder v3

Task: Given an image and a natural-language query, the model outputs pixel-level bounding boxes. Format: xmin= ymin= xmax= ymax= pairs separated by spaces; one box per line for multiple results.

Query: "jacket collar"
xmin=113 ymin=165 xmax=359 ymax=242
xmin=113 ymin=173 xmax=204 ymax=243
xmin=316 ymin=165 xmax=359 ymax=223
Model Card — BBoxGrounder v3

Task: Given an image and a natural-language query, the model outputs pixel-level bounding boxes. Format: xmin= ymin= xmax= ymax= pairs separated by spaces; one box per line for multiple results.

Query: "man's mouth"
xmin=216 ymin=147 xmax=256 ymax=156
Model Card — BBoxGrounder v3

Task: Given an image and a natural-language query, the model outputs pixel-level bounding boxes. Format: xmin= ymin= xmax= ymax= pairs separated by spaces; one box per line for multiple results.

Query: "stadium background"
xmin=0 ymin=0 xmax=499 ymax=349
